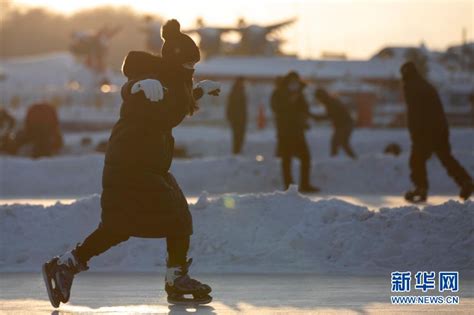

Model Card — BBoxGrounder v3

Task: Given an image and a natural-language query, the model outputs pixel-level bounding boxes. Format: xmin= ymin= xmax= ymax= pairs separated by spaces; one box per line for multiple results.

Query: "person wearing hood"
xmin=42 ymin=19 xmax=221 ymax=307
xmin=313 ymin=88 xmax=357 ymax=159
xmin=270 ymin=71 xmax=319 ymax=193
xmin=226 ymin=76 xmax=247 ymax=154
xmin=400 ymin=61 xmax=472 ymax=203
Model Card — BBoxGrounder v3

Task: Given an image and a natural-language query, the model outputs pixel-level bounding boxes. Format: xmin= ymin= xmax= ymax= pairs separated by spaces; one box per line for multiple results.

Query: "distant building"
xmin=195 ymin=43 xmax=474 ymax=127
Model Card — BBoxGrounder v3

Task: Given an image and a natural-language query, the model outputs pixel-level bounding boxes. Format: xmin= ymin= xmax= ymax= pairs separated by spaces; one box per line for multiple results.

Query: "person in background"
xmin=226 ymin=76 xmax=247 ymax=154
xmin=16 ymin=103 xmax=63 ymax=158
xmin=400 ymin=61 xmax=472 ymax=203
xmin=313 ymin=88 xmax=357 ymax=159
xmin=271 ymin=71 xmax=319 ymax=193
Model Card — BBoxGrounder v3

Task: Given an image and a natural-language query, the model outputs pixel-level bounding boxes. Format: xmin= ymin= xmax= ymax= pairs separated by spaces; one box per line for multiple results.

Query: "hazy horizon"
xmin=10 ymin=0 xmax=474 ymax=59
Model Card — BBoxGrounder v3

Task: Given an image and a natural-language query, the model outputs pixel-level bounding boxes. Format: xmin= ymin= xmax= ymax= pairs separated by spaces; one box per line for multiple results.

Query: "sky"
xmin=12 ymin=0 xmax=474 ymax=59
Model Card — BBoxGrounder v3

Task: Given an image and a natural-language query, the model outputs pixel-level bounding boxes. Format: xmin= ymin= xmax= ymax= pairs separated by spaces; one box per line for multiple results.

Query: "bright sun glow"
xmin=12 ymin=0 xmax=474 ymax=59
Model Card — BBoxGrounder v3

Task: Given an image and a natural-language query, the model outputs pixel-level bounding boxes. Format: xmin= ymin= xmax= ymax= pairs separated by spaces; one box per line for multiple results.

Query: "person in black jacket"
xmin=314 ymin=88 xmax=357 ymax=159
xmin=271 ymin=71 xmax=319 ymax=193
xmin=401 ymin=61 xmax=472 ymax=202
xmin=226 ymin=77 xmax=247 ymax=154
xmin=42 ymin=20 xmax=221 ymax=308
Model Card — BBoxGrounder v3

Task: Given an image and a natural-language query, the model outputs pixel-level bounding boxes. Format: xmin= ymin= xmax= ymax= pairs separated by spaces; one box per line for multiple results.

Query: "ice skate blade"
xmin=42 ymin=262 xmax=60 ymax=308
xmin=167 ymin=295 xmax=212 ymax=305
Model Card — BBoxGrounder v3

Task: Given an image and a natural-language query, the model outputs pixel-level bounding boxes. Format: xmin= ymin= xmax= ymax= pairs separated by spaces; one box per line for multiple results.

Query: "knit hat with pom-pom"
xmin=161 ymin=19 xmax=200 ymax=65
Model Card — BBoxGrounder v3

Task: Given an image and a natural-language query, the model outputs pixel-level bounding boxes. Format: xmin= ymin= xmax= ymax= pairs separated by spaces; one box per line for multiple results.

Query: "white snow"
xmin=0 ymin=191 xmax=472 ymax=274
xmin=1 ymin=150 xmax=473 ymax=198
xmin=1 ymin=128 xmax=472 ymax=197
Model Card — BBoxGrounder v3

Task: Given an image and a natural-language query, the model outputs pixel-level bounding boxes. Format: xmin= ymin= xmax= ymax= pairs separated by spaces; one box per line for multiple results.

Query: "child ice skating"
xmin=42 ymin=19 xmax=221 ymax=307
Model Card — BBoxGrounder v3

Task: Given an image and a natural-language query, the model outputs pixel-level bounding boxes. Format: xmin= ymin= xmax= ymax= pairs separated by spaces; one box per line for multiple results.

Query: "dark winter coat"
xmin=314 ymin=96 xmax=353 ymax=130
xmin=271 ymin=86 xmax=310 ymax=158
xmin=402 ymin=70 xmax=449 ymax=150
xmin=226 ymin=84 xmax=247 ymax=128
xmin=100 ymin=53 xmax=198 ymax=238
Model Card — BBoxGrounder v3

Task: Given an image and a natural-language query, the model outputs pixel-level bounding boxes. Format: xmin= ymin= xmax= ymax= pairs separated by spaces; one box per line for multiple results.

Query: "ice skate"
xmin=404 ymin=187 xmax=427 ymax=203
xmin=42 ymin=248 xmax=88 ymax=308
xmin=165 ymin=258 xmax=212 ymax=305
xmin=460 ymin=181 xmax=473 ymax=200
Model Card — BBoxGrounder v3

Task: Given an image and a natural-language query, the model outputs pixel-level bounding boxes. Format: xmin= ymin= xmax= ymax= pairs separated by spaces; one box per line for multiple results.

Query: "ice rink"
xmin=1 ymin=273 xmax=473 ymax=314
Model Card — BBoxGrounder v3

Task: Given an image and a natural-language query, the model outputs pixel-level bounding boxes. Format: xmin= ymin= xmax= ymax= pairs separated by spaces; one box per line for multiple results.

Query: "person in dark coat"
xmin=313 ymin=88 xmax=357 ymax=159
xmin=270 ymin=71 xmax=319 ymax=193
xmin=226 ymin=77 xmax=247 ymax=154
xmin=42 ymin=20 xmax=221 ymax=307
xmin=401 ymin=61 xmax=473 ymax=202
xmin=15 ymin=103 xmax=63 ymax=158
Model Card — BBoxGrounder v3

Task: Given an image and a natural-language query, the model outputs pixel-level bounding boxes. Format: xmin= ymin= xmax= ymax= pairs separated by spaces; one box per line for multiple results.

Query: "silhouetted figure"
xmin=15 ymin=103 xmax=63 ymax=158
xmin=401 ymin=61 xmax=473 ymax=202
xmin=42 ymin=20 xmax=218 ymax=308
xmin=313 ymin=88 xmax=357 ymax=159
xmin=271 ymin=72 xmax=319 ymax=193
xmin=226 ymin=77 xmax=247 ymax=154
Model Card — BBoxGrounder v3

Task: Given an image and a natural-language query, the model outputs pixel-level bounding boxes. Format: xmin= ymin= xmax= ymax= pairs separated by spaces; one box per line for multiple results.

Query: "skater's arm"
xmin=192 ymin=87 xmax=204 ymax=100
xmin=122 ymin=78 xmax=189 ymax=129
xmin=146 ymin=82 xmax=191 ymax=129
xmin=193 ymin=80 xmax=221 ymax=101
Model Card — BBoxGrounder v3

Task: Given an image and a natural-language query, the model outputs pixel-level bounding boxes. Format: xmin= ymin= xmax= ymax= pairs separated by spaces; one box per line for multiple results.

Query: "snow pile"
xmin=0 ymin=191 xmax=472 ymax=274
xmin=2 ymin=151 xmax=473 ymax=197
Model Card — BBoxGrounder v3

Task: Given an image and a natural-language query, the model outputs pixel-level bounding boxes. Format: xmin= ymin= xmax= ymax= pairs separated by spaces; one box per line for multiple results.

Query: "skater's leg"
xmin=42 ymin=224 xmax=131 ymax=306
xmin=281 ymin=154 xmax=293 ymax=189
xmin=405 ymin=146 xmax=431 ymax=202
xmin=165 ymin=235 xmax=212 ymax=305
xmin=299 ymin=149 xmax=311 ymax=188
xmin=435 ymin=143 xmax=471 ymax=187
xmin=298 ymin=143 xmax=319 ymax=193
xmin=232 ymin=124 xmax=245 ymax=154
xmin=341 ymin=127 xmax=357 ymax=159
xmin=435 ymin=143 xmax=473 ymax=199
xmin=409 ymin=146 xmax=430 ymax=190
xmin=330 ymin=131 xmax=339 ymax=157
xmin=75 ymin=224 xmax=130 ymax=264
xmin=166 ymin=235 xmax=190 ymax=266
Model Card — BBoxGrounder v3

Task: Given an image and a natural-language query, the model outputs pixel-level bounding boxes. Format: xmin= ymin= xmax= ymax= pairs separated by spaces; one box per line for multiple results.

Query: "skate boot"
xmin=42 ymin=248 xmax=88 ymax=308
xmin=165 ymin=258 xmax=212 ymax=305
xmin=459 ymin=181 xmax=473 ymax=200
xmin=404 ymin=187 xmax=428 ymax=203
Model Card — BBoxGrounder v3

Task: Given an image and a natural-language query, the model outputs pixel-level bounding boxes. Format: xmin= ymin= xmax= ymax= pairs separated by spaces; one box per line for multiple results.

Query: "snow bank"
xmin=1 ymin=191 xmax=472 ymax=274
xmin=1 ymin=150 xmax=473 ymax=197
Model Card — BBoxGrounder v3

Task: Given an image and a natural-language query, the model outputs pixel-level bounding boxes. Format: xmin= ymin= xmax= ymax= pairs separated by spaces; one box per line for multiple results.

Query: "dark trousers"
xmin=410 ymin=142 xmax=471 ymax=189
xmin=281 ymin=148 xmax=311 ymax=189
xmin=231 ymin=123 xmax=246 ymax=154
xmin=75 ymin=224 xmax=190 ymax=267
xmin=331 ymin=126 xmax=356 ymax=159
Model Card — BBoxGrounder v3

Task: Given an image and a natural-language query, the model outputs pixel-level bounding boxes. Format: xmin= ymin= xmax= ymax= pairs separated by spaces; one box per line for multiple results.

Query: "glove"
xmin=195 ymin=80 xmax=221 ymax=96
xmin=131 ymin=79 xmax=164 ymax=102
